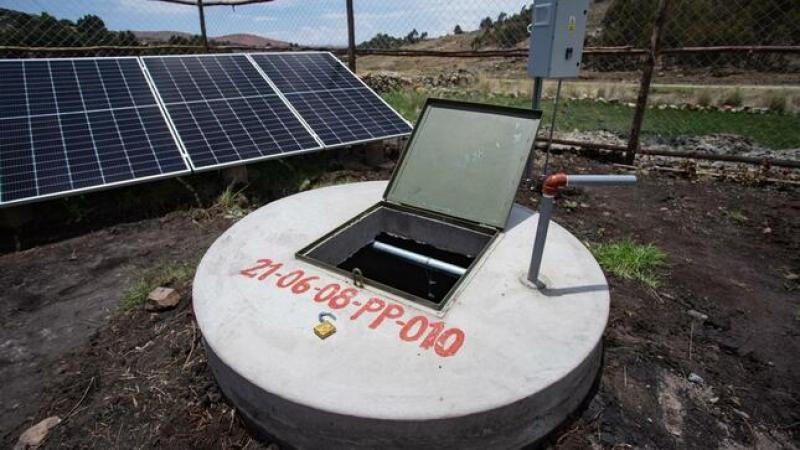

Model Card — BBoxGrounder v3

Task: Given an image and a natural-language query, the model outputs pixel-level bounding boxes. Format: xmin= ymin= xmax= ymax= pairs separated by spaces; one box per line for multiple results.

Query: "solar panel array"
xmin=0 ymin=58 xmax=188 ymax=205
xmin=142 ymin=55 xmax=320 ymax=170
xmin=251 ymin=52 xmax=411 ymax=147
xmin=0 ymin=52 xmax=411 ymax=207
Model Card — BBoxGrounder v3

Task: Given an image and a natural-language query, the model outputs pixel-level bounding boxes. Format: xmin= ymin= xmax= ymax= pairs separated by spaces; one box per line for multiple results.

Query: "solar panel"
xmin=249 ymin=52 xmax=412 ymax=147
xmin=142 ymin=54 xmax=322 ymax=170
xmin=0 ymin=58 xmax=189 ymax=206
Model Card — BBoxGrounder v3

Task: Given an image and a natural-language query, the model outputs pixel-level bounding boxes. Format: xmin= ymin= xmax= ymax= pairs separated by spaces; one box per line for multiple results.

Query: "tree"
xmin=479 ymin=17 xmax=493 ymax=30
xmin=76 ymin=15 xmax=106 ymax=35
xmin=497 ymin=12 xmax=507 ymax=23
xmin=453 ymin=24 xmax=463 ymax=35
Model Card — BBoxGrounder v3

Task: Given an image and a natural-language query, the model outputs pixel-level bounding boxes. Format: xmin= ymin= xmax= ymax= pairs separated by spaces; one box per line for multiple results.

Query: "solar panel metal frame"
xmin=0 ymin=56 xmax=191 ymax=208
xmin=247 ymin=51 xmax=412 ymax=149
xmin=140 ymin=53 xmax=325 ymax=173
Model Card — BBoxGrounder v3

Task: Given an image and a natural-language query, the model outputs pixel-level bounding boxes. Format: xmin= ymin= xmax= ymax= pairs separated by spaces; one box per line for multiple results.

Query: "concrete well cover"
xmin=193 ymin=181 xmax=608 ymax=449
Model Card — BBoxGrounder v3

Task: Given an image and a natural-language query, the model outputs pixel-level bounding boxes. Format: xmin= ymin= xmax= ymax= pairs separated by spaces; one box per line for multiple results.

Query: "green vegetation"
xmin=471 ymin=5 xmax=532 ymax=49
xmin=591 ymin=240 xmax=667 ymax=288
xmin=766 ymin=92 xmax=787 ymax=114
xmin=359 ymin=29 xmax=428 ymax=49
xmin=696 ymin=91 xmax=713 ymax=107
xmin=597 ymin=0 xmax=799 ymax=70
xmin=0 ymin=8 xmax=139 ymax=47
xmin=121 ymin=260 xmax=199 ymax=310
xmin=215 ymin=186 xmax=249 ymax=219
xmin=721 ymin=89 xmax=744 ymax=107
xmin=166 ymin=34 xmax=207 ymax=46
xmin=382 ymin=89 xmax=800 ymax=149
xmin=722 ymin=208 xmax=749 ymax=223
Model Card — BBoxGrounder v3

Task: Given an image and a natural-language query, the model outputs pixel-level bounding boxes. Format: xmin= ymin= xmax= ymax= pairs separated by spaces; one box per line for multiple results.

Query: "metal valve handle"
xmin=527 ymin=173 xmax=637 ymax=288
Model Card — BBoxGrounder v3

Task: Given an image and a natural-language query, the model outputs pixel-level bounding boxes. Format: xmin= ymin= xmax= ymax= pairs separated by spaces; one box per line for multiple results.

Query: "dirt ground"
xmin=1 ymin=154 xmax=798 ymax=449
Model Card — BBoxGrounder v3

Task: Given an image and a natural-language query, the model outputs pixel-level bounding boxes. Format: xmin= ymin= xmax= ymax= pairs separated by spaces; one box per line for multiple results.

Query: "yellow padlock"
xmin=314 ymin=312 xmax=337 ymax=340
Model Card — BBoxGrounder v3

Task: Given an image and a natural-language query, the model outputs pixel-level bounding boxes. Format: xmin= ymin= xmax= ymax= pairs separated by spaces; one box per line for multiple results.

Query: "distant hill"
xmin=213 ymin=33 xmax=289 ymax=48
xmin=132 ymin=30 xmax=289 ymax=48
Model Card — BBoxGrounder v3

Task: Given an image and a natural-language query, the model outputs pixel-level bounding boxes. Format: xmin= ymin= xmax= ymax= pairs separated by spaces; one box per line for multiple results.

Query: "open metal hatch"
xmin=297 ymin=98 xmax=542 ymax=310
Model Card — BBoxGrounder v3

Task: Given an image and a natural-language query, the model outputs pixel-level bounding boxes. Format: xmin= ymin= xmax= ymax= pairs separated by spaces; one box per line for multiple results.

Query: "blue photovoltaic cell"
xmin=142 ymin=54 xmax=320 ymax=169
xmin=0 ymin=58 xmax=188 ymax=205
xmin=250 ymin=52 xmax=411 ymax=146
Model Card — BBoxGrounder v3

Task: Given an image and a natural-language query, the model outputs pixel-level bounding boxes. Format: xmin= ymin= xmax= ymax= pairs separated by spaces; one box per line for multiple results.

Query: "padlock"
xmin=314 ymin=312 xmax=337 ymax=340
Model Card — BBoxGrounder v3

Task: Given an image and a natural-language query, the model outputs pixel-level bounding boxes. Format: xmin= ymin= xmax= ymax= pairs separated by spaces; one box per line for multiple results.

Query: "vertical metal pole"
xmin=197 ymin=0 xmax=209 ymax=52
xmin=541 ymin=79 xmax=562 ymax=176
xmin=524 ymin=76 xmax=544 ymax=180
xmin=346 ymin=0 xmax=357 ymax=71
xmin=527 ymin=194 xmax=554 ymax=288
xmin=531 ymin=77 xmax=544 ymax=110
xmin=626 ymin=0 xmax=669 ymax=164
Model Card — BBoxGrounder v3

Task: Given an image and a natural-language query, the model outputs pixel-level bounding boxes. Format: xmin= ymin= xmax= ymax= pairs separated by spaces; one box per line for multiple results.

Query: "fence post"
xmin=346 ymin=0 xmax=356 ymax=71
xmin=197 ymin=0 xmax=209 ymax=52
xmin=626 ymin=0 xmax=669 ymax=164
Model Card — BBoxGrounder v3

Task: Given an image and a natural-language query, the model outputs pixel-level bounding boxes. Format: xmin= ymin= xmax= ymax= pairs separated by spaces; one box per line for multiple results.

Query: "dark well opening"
xmin=298 ymin=204 xmax=496 ymax=309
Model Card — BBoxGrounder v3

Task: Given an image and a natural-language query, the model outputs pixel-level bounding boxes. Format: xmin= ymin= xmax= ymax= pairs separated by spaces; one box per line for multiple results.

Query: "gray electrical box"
xmin=527 ymin=0 xmax=590 ymax=78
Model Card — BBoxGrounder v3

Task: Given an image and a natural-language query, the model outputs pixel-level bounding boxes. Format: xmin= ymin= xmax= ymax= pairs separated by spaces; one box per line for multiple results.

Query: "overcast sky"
xmin=5 ymin=0 xmax=530 ymax=45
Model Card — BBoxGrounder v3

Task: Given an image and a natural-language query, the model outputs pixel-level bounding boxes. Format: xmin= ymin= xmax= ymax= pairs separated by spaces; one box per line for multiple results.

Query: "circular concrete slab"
xmin=193 ymin=181 xmax=608 ymax=449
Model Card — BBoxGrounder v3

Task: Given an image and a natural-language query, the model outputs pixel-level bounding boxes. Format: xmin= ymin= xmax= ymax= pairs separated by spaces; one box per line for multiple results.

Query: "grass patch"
xmin=696 ymin=90 xmax=713 ymax=107
xmin=722 ymin=208 xmax=749 ymax=223
xmin=765 ymin=92 xmax=787 ymax=114
xmin=215 ymin=186 xmax=249 ymax=219
xmin=382 ymin=89 xmax=428 ymax=121
xmin=721 ymin=88 xmax=744 ymax=107
xmin=383 ymin=88 xmax=800 ymax=149
xmin=591 ymin=240 xmax=667 ymax=289
xmin=121 ymin=260 xmax=199 ymax=310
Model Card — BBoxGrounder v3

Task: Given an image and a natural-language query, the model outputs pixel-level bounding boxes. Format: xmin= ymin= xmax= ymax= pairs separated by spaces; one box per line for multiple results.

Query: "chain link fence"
xmin=1 ymin=0 xmax=798 ymax=162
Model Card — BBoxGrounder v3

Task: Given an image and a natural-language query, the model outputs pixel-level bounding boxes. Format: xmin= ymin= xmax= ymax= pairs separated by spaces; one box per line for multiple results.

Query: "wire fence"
xmin=1 ymin=0 xmax=799 ymax=163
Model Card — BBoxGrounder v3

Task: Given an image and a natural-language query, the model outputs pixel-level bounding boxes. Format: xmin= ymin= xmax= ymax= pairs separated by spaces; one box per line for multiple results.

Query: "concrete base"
xmin=193 ymin=181 xmax=609 ymax=449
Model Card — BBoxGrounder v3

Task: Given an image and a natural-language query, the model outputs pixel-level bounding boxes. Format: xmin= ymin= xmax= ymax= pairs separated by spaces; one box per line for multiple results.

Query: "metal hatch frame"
xmin=296 ymin=201 xmax=498 ymax=311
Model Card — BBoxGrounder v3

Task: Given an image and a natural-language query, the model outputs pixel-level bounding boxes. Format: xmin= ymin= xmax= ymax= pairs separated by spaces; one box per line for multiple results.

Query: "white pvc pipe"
xmin=371 ymin=241 xmax=467 ymax=277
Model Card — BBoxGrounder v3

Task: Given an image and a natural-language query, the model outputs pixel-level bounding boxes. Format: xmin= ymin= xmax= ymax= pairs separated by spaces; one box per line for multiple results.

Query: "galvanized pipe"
xmin=527 ymin=194 xmax=555 ymax=289
xmin=371 ymin=241 xmax=467 ymax=277
xmin=566 ymin=174 xmax=638 ymax=187
xmin=528 ymin=173 xmax=637 ymax=288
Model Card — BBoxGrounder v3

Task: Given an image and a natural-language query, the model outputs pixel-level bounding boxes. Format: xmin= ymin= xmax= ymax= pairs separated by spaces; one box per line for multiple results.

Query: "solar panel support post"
xmin=346 ymin=0 xmax=357 ymax=71
xmin=197 ymin=0 xmax=210 ymax=51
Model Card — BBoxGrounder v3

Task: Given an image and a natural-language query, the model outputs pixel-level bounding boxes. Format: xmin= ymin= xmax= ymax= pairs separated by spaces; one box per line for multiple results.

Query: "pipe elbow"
xmin=542 ymin=172 xmax=568 ymax=196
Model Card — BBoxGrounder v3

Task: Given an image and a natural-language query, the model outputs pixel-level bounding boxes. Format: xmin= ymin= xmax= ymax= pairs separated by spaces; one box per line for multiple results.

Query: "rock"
xmin=359 ymin=71 xmax=411 ymax=93
xmin=145 ymin=287 xmax=181 ymax=311
xmin=733 ymin=409 xmax=750 ymax=420
xmin=687 ymin=309 xmax=709 ymax=321
xmin=688 ymin=373 xmax=704 ymax=385
xmin=14 ymin=416 xmax=61 ymax=450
